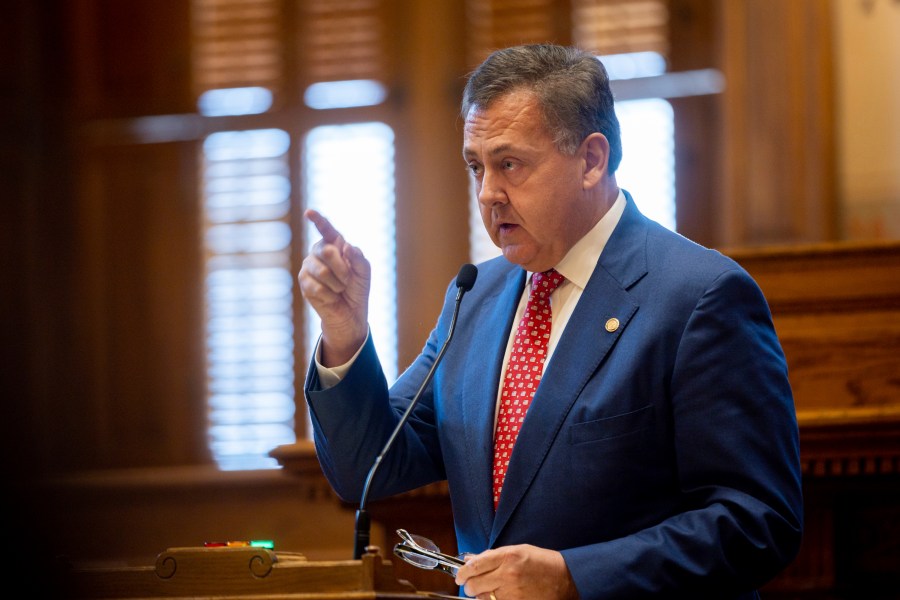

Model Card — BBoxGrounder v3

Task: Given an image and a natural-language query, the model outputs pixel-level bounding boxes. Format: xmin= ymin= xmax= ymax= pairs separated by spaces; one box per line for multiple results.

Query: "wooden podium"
xmin=62 ymin=545 xmax=454 ymax=599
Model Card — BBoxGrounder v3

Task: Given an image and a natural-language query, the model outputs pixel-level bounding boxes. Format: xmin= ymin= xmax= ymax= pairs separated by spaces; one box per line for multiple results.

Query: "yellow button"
xmin=605 ymin=318 xmax=619 ymax=332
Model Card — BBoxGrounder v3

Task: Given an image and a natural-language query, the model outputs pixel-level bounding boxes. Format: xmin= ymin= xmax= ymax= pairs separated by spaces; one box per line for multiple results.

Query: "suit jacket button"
xmin=605 ymin=318 xmax=619 ymax=332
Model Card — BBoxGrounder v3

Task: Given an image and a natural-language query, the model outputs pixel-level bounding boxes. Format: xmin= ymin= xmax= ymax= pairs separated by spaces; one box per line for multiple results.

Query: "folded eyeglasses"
xmin=392 ymin=529 xmax=467 ymax=577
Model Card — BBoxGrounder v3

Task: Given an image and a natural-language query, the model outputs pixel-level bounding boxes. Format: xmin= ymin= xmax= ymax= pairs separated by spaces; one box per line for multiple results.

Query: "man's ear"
xmin=581 ymin=133 xmax=610 ymax=190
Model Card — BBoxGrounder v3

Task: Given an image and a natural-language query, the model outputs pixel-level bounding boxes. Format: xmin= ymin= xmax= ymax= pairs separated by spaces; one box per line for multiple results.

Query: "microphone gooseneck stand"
xmin=352 ymin=264 xmax=477 ymax=559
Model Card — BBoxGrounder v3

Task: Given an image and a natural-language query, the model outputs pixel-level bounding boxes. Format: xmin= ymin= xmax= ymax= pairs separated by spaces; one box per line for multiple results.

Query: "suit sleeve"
xmin=304 ymin=289 xmax=456 ymax=503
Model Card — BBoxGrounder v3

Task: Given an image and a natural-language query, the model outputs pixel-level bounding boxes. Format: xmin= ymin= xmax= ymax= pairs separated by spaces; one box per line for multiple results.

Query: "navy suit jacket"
xmin=306 ymin=193 xmax=803 ymax=599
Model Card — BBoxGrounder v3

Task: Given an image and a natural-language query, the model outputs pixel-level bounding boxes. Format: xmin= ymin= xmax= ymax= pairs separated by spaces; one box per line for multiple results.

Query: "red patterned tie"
xmin=492 ymin=269 xmax=565 ymax=509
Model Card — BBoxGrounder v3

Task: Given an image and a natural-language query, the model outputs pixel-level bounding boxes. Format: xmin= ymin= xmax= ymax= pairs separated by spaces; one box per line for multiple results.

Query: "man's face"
xmin=463 ymin=90 xmax=601 ymax=273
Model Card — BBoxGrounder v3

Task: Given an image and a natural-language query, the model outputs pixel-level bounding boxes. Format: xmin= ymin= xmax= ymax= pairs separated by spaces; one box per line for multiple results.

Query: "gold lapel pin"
xmin=605 ymin=317 xmax=620 ymax=333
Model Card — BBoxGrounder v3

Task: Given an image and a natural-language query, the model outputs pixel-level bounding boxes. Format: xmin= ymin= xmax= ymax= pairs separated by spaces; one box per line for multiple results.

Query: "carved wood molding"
xmin=731 ymin=241 xmax=900 ymax=478
xmin=798 ymin=414 xmax=900 ymax=477
xmin=727 ymin=240 xmax=900 ymax=314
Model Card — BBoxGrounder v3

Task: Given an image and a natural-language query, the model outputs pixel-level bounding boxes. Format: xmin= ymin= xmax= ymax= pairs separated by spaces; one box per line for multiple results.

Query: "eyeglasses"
xmin=392 ymin=529 xmax=467 ymax=577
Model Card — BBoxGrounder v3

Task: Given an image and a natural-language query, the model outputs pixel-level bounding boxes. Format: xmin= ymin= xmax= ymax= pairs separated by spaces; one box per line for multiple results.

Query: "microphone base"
xmin=353 ymin=508 xmax=371 ymax=560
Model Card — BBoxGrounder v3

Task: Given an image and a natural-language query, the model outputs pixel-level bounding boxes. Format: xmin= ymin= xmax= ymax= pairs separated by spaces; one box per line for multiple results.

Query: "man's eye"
xmin=468 ymin=164 xmax=482 ymax=176
xmin=503 ymin=160 xmax=515 ymax=170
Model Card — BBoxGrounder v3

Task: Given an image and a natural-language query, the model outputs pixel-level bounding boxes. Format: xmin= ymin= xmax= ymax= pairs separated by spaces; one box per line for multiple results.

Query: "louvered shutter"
xmin=192 ymin=0 xmax=285 ymax=103
xmin=465 ymin=0 xmax=668 ymax=63
xmin=572 ymin=0 xmax=668 ymax=57
xmin=298 ymin=0 xmax=393 ymax=87
xmin=466 ymin=0 xmax=570 ymax=66
xmin=191 ymin=0 xmax=399 ymax=468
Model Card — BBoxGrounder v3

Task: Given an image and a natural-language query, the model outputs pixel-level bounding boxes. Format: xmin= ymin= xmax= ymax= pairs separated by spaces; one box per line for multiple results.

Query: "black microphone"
xmin=353 ymin=263 xmax=478 ymax=559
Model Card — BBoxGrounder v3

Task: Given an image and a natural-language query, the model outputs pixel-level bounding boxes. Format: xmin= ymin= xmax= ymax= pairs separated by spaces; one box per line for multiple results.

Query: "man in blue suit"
xmin=299 ymin=44 xmax=802 ymax=599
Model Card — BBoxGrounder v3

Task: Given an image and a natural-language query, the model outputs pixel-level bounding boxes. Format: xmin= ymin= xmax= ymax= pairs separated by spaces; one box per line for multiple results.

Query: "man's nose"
xmin=477 ymin=170 xmax=506 ymax=207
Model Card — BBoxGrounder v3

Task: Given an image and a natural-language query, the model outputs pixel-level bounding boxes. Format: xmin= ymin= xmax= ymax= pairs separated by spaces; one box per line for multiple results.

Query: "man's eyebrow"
xmin=462 ymin=143 xmax=514 ymax=159
xmin=488 ymin=143 xmax=513 ymax=156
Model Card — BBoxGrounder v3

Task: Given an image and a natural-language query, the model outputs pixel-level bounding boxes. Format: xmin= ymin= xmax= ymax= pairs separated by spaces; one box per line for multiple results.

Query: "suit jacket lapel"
xmin=489 ymin=195 xmax=649 ymax=543
xmin=461 ymin=267 xmax=526 ymax=541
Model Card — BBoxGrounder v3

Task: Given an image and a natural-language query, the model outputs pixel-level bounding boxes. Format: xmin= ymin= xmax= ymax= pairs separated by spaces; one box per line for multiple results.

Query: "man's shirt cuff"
xmin=313 ymin=329 xmax=370 ymax=389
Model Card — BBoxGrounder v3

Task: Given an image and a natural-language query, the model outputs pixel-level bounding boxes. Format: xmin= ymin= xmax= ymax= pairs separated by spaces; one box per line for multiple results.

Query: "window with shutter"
xmin=295 ymin=0 xmax=399 ymax=403
xmin=192 ymin=0 xmax=284 ymax=106
xmin=193 ymin=0 xmax=398 ymax=470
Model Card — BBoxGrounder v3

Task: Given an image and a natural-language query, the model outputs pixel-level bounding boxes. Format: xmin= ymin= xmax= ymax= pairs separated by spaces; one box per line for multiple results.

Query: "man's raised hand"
xmin=298 ymin=209 xmax=371 ymax=366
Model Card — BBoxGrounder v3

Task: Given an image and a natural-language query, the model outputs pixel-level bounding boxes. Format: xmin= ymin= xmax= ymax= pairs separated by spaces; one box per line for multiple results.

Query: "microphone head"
xmin=456 ymin=263 xmax=478 ymax=292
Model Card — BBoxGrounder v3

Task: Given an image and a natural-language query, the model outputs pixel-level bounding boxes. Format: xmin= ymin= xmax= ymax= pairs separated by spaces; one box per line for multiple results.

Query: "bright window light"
xmin=198 ymin=87 xmax=274 ymax=116
xmin=202 ymin=128 xmax=296 ymax=470
xmin=601 ymin=51 xmax=667 ymax=80
xmin=303 ymin=122 xmax=397 ymax=383
xmin=614 ymin=98 xmax=676 ymax=231
xmin=304 ymin=80 xmax=388 ymax=110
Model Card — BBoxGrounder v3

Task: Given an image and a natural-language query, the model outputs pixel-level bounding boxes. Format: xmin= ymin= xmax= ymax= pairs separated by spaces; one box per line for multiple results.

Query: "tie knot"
xmin=531 ymin=269 xmax=565 ymax=298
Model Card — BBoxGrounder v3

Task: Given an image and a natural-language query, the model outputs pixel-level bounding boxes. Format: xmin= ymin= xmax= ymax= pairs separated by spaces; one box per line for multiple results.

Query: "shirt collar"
xmin=548 ymin=188 xmax=626 ymax=291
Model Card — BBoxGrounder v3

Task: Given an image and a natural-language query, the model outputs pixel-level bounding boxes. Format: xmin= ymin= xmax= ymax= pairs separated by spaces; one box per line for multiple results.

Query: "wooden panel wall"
xmin=718 ymin=0 xmax=838 ymax=246
xmin=391 ymin=0 xmax=470 ymax=369
xmin=669 ymin=0 xmax=838 ymax=249
xmin=669 ymin=0 xmax=723 ymax=248
xmin=1 ymin=0 xmax=208 ymax=473
xmin=67 ymin=140 xmax=207 ymax=469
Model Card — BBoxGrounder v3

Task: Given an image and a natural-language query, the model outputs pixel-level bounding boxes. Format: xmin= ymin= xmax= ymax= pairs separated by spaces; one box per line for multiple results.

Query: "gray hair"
xmin=461 ymin=44 xmax=622 ymax=173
